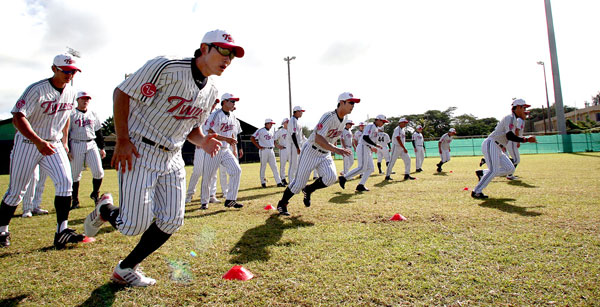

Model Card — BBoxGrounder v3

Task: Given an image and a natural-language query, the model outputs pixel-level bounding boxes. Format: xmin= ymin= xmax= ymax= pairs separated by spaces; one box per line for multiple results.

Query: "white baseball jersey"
xmin=377 ymin=131 xmax=391 ymax=147
xmin=516 ymin=118 xmax=524 ymax=136
xmin=488 ymin=114 xmax=519 ymax=146
xmin=274 ymin=127 xmax=288 ymax=147
xmin=392 ymin=127 xmax=405 ymax=146
xmin=413 ymin=131 xmax=424 ymax=147
xmin=341 ymin=129 xmax=353 ymax=148
xmin=353 ymin=130 xmax=363 ymax=144
xmin=118 ymin=56 xmax=217 ymax=151
xmin=358 ymin=123 xmax=379 ymax=148
xmin=252 ymin=127 xmax=275 ymax=148
xmin=12 ymin=79 xmax=76 ymax=141
xmin=308 ymin=111 xmax=347 ymax=151
xmin=288 ymin=116 xmax=303 ymax=148
xmin=439 ymin=133 xmax=453 ymax=151
xmin=69 ymin=109 xmax=102 ymax=140
xmin=204 ymin=109 xmax=238 ymax=150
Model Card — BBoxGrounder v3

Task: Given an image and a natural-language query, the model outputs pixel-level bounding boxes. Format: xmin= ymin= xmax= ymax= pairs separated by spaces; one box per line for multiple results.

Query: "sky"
xmin=1 ymin=0 xmax=599 ymax=130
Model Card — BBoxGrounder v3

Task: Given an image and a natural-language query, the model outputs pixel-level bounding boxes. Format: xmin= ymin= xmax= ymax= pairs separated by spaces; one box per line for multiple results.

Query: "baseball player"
xmin=69 ymin=91 xmax=106 ymax=209
xmin=274 ymin=118 xmax=289 ymax=185
xmin=472 ymin=99 xmax=536 ymax=199
xmin=436 ymin=128 xmax=456 ymax=172
xmin=277 ymin=92 xmax=359 ymax=215
xmin=83 ymin=29 xmax=242 ymax=286
xmin=376 ymin=128 xmax=391 ymax=174
xmin=505 ymin=116 xmax=525 ymax=180
xmin=219 ymin=117 xmax=243 ymax=197
xmin=339 ymin=115 xmax=388 ymax=192
xmin=199 ymin=93 xmax=243 ymax=210
xmin=287 ymin=106 xmax=305 ymax=182
xmin=251 ymin=118 xmax=284 ymax=188
xmin=340 ymin=120 xmax=355 ymax=175
xmin=385 ymin=118 xmax=415 ymax=181
xmin=0 ymin=54 xmax=84 ymax=249
xmin=412 ymin=125 xmax=425 ymax=172
xmin=348 ymin=122 xmax=365 ymax=179
xmin=22 ymin=166 xmax=50 ymax=217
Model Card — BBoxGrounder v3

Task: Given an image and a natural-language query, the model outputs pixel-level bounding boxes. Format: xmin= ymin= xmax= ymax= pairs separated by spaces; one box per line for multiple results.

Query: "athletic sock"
xmin=92 ymin=178 xmax=103 ymax=193
xmin=99 ymin=204 xmax=120 ymax=228
xmin=0 ymin=201 xmax=17 ymax=229
xmin=306 ymin=178 xmax=327 ymax=193
xmin=72 ymin=181 xmax=80 ymax=202
xmin=120 ymin=222 xmax=171 ymax=269
xmin=377 ymin=162 xmax=382 ymax=173
xmin=280 ymin=188 xmax=295 ymax=203
xmin=54 ymin=196 xmax=71 ymax=232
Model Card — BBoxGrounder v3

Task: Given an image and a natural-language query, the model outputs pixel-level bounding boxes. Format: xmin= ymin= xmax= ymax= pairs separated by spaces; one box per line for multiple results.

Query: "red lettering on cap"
xmin=222 ymin=34 xmax=233 ymax=42
xmin=141 ymin=83 xmax=157 ymax=98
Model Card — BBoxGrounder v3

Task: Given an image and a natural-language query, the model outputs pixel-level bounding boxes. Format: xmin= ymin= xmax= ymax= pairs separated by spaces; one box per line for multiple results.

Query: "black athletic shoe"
xmin=436 ymin=166 xmax=442 ymax=173
xmin=338 ymin=176 xmax=347 ymax=189
xmin=200 ymin=204 xmax=208 ymax=210
xmin=384 ymin=176 xmax=392 ymax=181
xmin=356 ymin=184 xmax=369 ymax=192
xmin=415 ymin=168 xmax=423 ymax=172
xmin=90 ymin=191 xmax=99 ymax=204
xmin=404 ymin=174 xmax=416 ymax=180
xmin=302 ymin=188 xmax=312 ymax=207
xmin=0 ymin=231 xmax=10 ymax=247
xmin=277 ymin=201 xmax=290 ymax=216
xmin=224 ymin=200 xmax=243 ymax=209
xmin=261 ymin=183 xmax=267 ymax=188
xmin=479 ymin=158 xmax=486 ymax=167
xmin=277 ymin=183 xmax=285 ymax=187
xmin=54 ymin=228 xmax=84 ymax=249
xmin=476 ymin=170 xmax=484 ymax=182
xmin=71 ymin=200 xmax=80 ymax=210
xmin=281 ymin=179 xmax=288 ymax=186
xmin=471 ymin=191 xmax=489 ymax=199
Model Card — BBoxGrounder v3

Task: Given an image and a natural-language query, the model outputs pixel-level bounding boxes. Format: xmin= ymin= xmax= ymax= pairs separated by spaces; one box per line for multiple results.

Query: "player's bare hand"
xmin=337 ymin=147 xmax=352 ymax=157
xmin=527 ymin=136 xmax=537 ymax=143
xmin=238 ymin=148 xmax=244 ymax=159
xmin=67 ymin=152 xmax=73 ymax=161
xmin=370 ymin=147 xmax=377 ymax=153
xmin=111 ymin=139 xmax=140 ymax=173
xmin=100 ymin=149 xmax=106 ymax=159
xmin=297 ymin=148 xmax=301 ymax=154
xmin=63 ymin=142 xmax=69 ymax=154
xmin=35 ymin=140 xmax=56 ymax=156
xmin=201 ymin=133 xmax=222 ymax=157
xmin=222 ymin=136 xmax=237 ymax=146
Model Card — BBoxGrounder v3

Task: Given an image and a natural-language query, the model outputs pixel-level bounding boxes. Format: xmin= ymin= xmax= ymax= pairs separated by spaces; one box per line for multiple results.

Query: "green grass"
xmin=0 ymin=153 xmax=599 ymax=306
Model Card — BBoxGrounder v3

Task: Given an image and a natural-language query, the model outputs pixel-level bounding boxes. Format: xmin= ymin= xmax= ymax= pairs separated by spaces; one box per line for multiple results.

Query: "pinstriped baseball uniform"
xmin=412 ymin=131 xmax=425 ymax=170
xmin=253 ymin=127 xmax=282 ymax=185
xmin=439 ymin=133 xmax=453 ymax=163
xmin=343 ymin=123 xmax=378 ymax=185
xmin=387 ymin=126 xmax=411 ymax=176
xmin=200 ymin=109 xmax=241 ymax=205
xmin=287 ymin=116 xmax=303 ymax=182
xmin=3 ymin=79 xmax=76 ymax=206
xmin=376 ymin=131 xmax=391 ymax=164
xmin=506 ymin=117 xmax=524 ymax=166
xmin=350 ymin=129 xmax=364 ymax=178
xmin=116 ymin=56 xmax=216 ymax=235
xmin=219 ymin=118 xmax=242 ymax=196
xmin=287 ymin=111 xmax=346 ymax=194
xmin=22 ymin=165 xmax=48 ymax=213
xmin=69 ymin=109 xmax=104 ymax=181
xmin=186 ymin=111 xmax=213 ymax=202
xmin=274 ymin=127 xmax=289 ymax=181
xmin=473 ymin=114 xmax=518 ymax=194
xmin=341 ymin=128 xmax=354 ymax=174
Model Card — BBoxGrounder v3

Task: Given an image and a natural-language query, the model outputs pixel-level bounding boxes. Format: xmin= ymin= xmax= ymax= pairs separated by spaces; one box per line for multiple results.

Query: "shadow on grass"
xmin=0 ymin=294 xmax=29 ymax=306
xmin=373 ymin=180 xmax=395 ymax=188
xmin=567 ymin=152 xmax=600 ymax=159
xmin=507 ymin=180 xmax=537 ymax=188
xmin=433 ymin=172 xmax=448 ymax=176
xmin=78 ymin=282 xmax=126 ymax=307
xmin=229 ymin=214 xmax=313 ymax=264
xmin=478 ymin=198 xmax=543 ymax=217
xmin=237 ymin=190 xmax=284 ymax=202
xmin=329 ymin=192 xmax=355 ymax=204
xmin=185 ymin=209 xmax=227 ymax=219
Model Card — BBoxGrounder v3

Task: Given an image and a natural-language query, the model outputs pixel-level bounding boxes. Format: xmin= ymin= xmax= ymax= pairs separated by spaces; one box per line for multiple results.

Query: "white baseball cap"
xmin=76 ymin=91 xmax=91 ymax=99
xmin=221 ymin=93 xmax=239 ymax=101
xmin=338 ymin=92 xmax=361 ymax=103
xmin=282 ymin=117 xmax=289 ymax=124
xmin=375 ymin=115 xmax=389 ymax=123
xmin=512 ymin=98 xmax=531 ymax=107
xmin=449 ymin=128 xmax=456 ymax=133
xmin=358 ymin=122 xmax=365 ymax=126
xmin=201 ymin=29 xmax=245 ymax=58
xmin=398 ymin=117 xmax=409 ymax=123
xmin=53 ymin=54 xmax=81 ymax=72
xmin=293 ymin=106 xmax=305 ymax=112
xmin=416 ymin=125 xmax=423 ymax=129
xmin=346 ymin=120 xmax=354 ymax=125
xmin=265 ymin=118 xmax=276 ymax=124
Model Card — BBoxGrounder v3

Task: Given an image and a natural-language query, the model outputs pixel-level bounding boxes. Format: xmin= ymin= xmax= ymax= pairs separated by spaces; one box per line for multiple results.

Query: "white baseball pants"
xmin=473 ymin=139 xmax=515 ymax=194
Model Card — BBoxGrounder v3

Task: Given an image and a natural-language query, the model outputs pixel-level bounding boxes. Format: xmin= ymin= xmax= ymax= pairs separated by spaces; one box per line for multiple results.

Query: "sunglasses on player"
xmin=55 ymin=66 xmax=77 ymax=75
xmin=209 ymin=44 xmax=236 ymax=60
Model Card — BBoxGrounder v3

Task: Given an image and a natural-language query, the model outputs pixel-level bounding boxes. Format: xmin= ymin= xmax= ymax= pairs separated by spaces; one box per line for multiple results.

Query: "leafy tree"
xmin=101 ymin=116 xmax=115 ymax=136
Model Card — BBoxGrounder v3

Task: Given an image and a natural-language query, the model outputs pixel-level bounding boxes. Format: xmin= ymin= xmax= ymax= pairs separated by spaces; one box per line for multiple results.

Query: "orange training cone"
xmin=264 ymin=204 xmax=274 ymax=210
xmin=390 ymin=213 xmax=407 ymax=221
xmin=223 ymin=265 xmax=254 ymax=281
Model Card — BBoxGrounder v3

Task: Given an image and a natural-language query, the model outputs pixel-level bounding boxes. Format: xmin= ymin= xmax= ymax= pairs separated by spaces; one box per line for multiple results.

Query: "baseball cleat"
xmin=22 ymin=210 xmax=33 ymax=218
xmin=54 ymin=228 xmax=85 ymax=249
xmin=224 ymin=200 xmax=243 ymax=208
xmin=209 ymin=196 xmax=221 ymax=203
xmin=506 ymin=175 xmax=519 ymax=180
xmin=479 ymin=158 xmax=486 ymax=167
xmin=84 ymin=193 xmax=112 ymax=237
xmin=404 ymin=174 xmax=416 ymax=180
xmin=111 ymin=261 xmax=156 ymax=287
xmin=261 ymin=183 xmax=267 ymax=188
xmin=0 ymin=231 xmax=10 ymax=247
xmin=71 ymin=199 xmax=80 ymax=210
xmin=277 ymin=183 xmax=285 ymax=187
xmin=90 ymin=191 xmax=99 ymax=204
xmin=277 ymin=201 xmax=290 ymax=216
xmin=355 ymin=184 xmax=369 ymax=192
xmin=338 ymin=176 xmax=347 ymax=189
xmin=200 ymin=204 xmax=208 ymax=210
xmin=471 ymin=191 xmax=489 ymax=199
xmin=301 ymin=188 xmax=312 ymax=207
xmin=32 ymin=208 xmax=49 ymax=215
xmin=416 ymin=168 xmax=423 ymax=172
xmin=384 ymin=176 xmax=392 ymax=181
xmin=475 ymin=170 xmax=484 ymax=182
xmin=281 ymin=179 xmax=288 ymax=186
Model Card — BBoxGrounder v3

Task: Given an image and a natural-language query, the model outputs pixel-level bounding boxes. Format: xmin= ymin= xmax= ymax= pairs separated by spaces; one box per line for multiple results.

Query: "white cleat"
xmin=506 ymin=175 xmax=519 ymax=180
xmin=32 ymin=208 xmax=49 ymax=215
xmin=111 ymin=261 xmax=156 ymax=287
xmin=84 ymin=193 xmax=112 ymax=237
xmin=209 ymin=196 xmax=221 ymax=203
xmin=22 ymin=210 xmax=32 ymax=218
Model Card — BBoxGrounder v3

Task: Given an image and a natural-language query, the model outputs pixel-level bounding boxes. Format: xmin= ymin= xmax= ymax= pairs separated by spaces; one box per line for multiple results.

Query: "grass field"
xmin=0 ymin=153 xmax=599 ymax=306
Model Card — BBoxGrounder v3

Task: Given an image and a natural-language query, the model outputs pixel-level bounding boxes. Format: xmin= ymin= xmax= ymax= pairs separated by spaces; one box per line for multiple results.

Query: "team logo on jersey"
xmin=220 ymin=123 xmax=234 ymax=132
xmin=16 ymin=99 xmax=25 ymax=109
xmin=209 ymin=120 xmax=215 ymax=127
xmin=41 ymin=99 xmax=73 ymax=115
xmin=141 ymin=83 xmax=157 ymax=98
xmin=75 ymin=118 xmax=93 ymax=127
xmin=166 ymin=96 xmax=203 ymax=120
xmin=317 ymin=123 xmax=324 ymax=130
xmin=509 ymin=123 xmax=514 ymax=130
xmin=326 ymin=129 xmax=342 ymax=138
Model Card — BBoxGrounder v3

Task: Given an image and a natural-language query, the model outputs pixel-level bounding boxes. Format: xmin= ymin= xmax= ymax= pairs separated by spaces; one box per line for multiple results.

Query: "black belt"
xmin=494 ymin=141 xmax=505 ymax=149
xmin=73 ymin=139 xmax=94 ymax=143
xmin=142 ymin=137 xmax=170 ymax=152
xmin=261 ymin=147 xmax=273 ymax=150
xmin=23 ymin=139 xmax=57 ymax=144
xmin=311 ymin=145 xmax=328 ymax=154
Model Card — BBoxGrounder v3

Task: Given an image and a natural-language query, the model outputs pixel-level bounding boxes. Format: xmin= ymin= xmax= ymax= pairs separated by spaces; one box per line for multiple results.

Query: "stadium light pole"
xmin=537 ymin=61 xmax=552 ymax=132
xmin=284 ymin=56 xmax=296 ymax=118
xmin=543 ymin=0 xmax=566 ymax=135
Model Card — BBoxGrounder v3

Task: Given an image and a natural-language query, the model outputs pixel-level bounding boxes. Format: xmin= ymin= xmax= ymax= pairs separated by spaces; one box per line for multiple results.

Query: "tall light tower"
xmin=284 ymin=56 xmax=296 ymax=118
xmin=543 ymin=0 xmax=566 ymax=134
xmin=537 ymin=61 xmax=552 ymax=132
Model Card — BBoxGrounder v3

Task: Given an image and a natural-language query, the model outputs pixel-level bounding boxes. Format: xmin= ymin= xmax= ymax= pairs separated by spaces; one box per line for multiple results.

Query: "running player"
xmin=340 ymin=120 xmax=354 ymax=175
xmin=436 ymin=128 xmax=456 ymax=172
xmin=385 ymin=118 xmax=415 ymax=180
xmin=83 ymin=29 xmax=242 ymax=286
xmin=274 ymin=118 xmax=289 ymax=185
xmin=505 ymin=115 xmax=525 ymax=180
xmin=412 ymin=125 xmax=425 ymax=172
xmin=277 ymin=92 xmax=359 ymax=216
xmin=287 ymin=106 xmax=304 ymax=182
xmin=472 ymin=99 xmax=536 ymax=199
xmin=251 ymin=118 xmax=284 ymax=188
xmin=376 ymin=128 xmax=391 ymax=174
xmin=69 ymin=91 xmax=105 ymax=209
xmin=339 ymin=115 xmax=388 ymax=192
xmin=0 ymin=54 xmax=83 ymax=249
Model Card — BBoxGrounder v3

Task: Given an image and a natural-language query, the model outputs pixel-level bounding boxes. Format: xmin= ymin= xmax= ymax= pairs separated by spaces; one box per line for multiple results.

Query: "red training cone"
xmin=390 ymin=213 xmax=407 ymax=221
xmin=449 ymin=170 xmax=453 ymax=173
xmin=264 ymin=204 xmax=274 ymax=210
xmin=463 ymin=187 xmax=469 ymax=191
xmin=223 ymin=265 xmax=254 ymax=281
